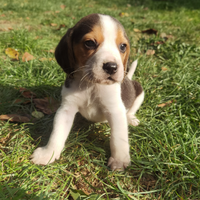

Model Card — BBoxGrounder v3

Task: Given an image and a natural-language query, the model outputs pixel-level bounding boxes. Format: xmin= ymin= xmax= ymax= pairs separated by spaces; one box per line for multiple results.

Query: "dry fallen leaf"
xmin=155 ymin=41 xmax=165 ymax=45
xmin=49 ymin=49 xmax=55 ymax=53
xmin=22 ymin=52 xmax=34 ymax=62
xmin=60 ymin=4 xmax=66 ymax=9
xmin=162 ymin=67 xmax=168 ymax=71
xmin=0 ymin=26 xmax=13 ymax=31
xmin=34 ymin=97 xmax=60 ymax=115
xmin=5 ymin=48 xmax=19 ymax=60
xmin=142 ymin=28 xmax=158 ymax=35
xmin=35 ymin=36 xmax=40 ymax=40
xmin=13 ymin=99 xmax=31 ymax=104
xmin=157 ymin=100 xmax=176 ymax=107
xmin=146 ymin=49 xmax=155 ymax=56
xmin=19 ymin=87 xmax=36 ymax=99
xmin=56 ymin=24 xmax=66 ymax=30
xmin=0 ymin=114 xmax=31 ymax=123
xmin=133 ymin=28 xmax=141 ymax=33
xmin=50 ymin=23 xmax=57 ymax=27
xmin=39 ymin=57 xmax=55 ymax=62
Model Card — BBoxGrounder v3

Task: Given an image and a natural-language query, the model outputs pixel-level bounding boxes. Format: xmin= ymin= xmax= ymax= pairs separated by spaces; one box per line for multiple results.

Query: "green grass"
xmin=0 ymin=0 xmax=200 ymax=199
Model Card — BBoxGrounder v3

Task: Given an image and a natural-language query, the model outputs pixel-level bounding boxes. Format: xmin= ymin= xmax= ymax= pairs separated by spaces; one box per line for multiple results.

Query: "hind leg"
xmin=127 ymin=91 xmax=144 ymax=126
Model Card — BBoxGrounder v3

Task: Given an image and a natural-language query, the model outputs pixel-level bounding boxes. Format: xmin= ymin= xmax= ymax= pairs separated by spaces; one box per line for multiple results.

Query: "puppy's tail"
xmin=127 ymin=60 xmax=138 ymax=79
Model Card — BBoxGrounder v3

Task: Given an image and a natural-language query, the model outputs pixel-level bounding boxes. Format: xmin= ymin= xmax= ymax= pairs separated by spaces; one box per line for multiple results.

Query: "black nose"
xmin=103 ymin=62 xmax=118 ymax=75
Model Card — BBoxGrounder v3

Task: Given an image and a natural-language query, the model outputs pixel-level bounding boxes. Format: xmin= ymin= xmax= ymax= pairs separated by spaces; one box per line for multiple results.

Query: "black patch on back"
xmin=121 ymin=77 xmax=143 ymax=109
xmin=132 ymin=80 xmax=143 ymax=97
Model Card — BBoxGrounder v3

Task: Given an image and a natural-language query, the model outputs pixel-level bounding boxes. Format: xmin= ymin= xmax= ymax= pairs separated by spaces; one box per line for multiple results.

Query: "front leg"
xmin=31 ymin=105 xmax=77 ymax=165
xmin=106 ymin=106 xmax=130 ymax=171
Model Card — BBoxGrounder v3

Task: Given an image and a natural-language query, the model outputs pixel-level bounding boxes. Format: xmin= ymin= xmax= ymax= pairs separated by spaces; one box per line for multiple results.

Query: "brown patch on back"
xmin=115 ymin=27 xmax=130 ymax=72
xmin=73 ymin=24 xmax=104 ymax=67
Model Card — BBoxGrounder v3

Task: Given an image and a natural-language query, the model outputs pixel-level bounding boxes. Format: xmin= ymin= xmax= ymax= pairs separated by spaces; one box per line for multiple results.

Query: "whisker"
xmin=79 ymin=72 xmax=90 ymax=89
xmin=69 ymin=65 xmax=89 ymax=76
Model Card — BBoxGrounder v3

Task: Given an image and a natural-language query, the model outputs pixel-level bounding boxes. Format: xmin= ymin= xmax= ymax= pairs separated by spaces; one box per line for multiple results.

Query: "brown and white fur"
xmin=31 ymin=14 xmax=144 ymax=171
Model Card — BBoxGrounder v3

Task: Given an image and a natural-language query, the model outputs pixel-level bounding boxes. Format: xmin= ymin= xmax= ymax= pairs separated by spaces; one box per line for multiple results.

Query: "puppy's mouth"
xmin=107 ymin=76 xmax=114 ymax=81
xmin=82 ymin=69 xmax=121 ymax=85
xmin=98 ymin=75 xmax=118 ymax=85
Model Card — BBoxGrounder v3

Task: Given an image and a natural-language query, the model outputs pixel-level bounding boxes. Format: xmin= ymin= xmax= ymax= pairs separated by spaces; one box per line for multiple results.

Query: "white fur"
xmin=127 ymin=91 xmax=144 ymax=126
xmin=31 ymin=14 xmax=144 ymax=170
xmin=86 ymin=15 xmax=124 ymax=83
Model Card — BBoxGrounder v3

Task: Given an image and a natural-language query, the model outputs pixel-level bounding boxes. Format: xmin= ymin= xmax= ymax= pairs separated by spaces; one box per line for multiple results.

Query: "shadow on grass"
xmin=0 ymin=83 xmax=111 ymax=162
xmin=0 ymin=184 xmax=49 ymax=200
xmin=94 ymin=0 xmax=200 ymax=10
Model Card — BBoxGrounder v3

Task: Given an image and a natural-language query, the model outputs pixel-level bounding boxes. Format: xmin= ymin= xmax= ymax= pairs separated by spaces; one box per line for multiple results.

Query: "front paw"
xmin=31 ymin=147 xmax=60 ymax=165
xmin=107 ymin=157 xmax=130 ymax=171
xmin=128 ymin=116 xmax=140 ymax=126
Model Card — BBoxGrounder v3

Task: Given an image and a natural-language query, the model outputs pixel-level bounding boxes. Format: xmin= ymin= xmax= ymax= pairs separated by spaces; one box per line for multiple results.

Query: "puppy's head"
xmin=55 ymin=13 xmax=130 ymax=84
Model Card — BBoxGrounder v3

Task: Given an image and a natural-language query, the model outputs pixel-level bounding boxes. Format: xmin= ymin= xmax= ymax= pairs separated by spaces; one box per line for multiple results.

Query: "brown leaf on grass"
xmin=133 ymin=28 xmax=141 ymax=33
xmin=162 ymin=67 xmax=168 ymax=71
xmin=56 ymin=24 xmax=66 ymax=30
xmin=155 ymin=41 xmax=165 ymax=45
xmin=19 ymin=87 xmax=37 ymax=99
xmin=0 ymin=14 xmax=6 ymax=17
xmin=5 ymin=48 xmax=19 ymax=60
xmin=0 ymin=114 xmax=31 ymax=123
xmin=50 ymin=23 xmax=57 ymax=27
xmin=60 ymin=4 xmax=66 ymax=9
xmin=157 ymin=100 xmax=176 ymax=108
xmin=33 ymin=97 xmax=60 ymax=115
xmin=34 ymin=36 xmax=40 ymax=40
xmin=142 ymin=28 xmax=158 ymax=35
xmin=146 ymin=49 xmax=155 ymax=55
xmin=49 ymin=49 xmax=55 ymax=53
xmin=13 ymin=99 xmax=31 ymax=104
xmin=22 ymin=52 xmax=34 ymax=62
xmin=55 ymin=11 xmax=60 ymax=13
xmin=1 ymin=27 xmax=13 ymax=31
xmin=39 ymin=57 xmax=55 ymax=62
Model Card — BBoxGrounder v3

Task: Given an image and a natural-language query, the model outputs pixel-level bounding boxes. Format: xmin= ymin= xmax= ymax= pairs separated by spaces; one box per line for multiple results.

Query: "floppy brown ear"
xmin=55 ymin=28 xmax=75 ymax=74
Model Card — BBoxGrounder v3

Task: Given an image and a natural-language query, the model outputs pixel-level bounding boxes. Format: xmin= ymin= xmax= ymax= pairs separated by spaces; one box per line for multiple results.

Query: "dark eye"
xmin=84 ymin=40 xmax=97 ymax=49
xmin=119 ymin=43 xmax=127 ymax=53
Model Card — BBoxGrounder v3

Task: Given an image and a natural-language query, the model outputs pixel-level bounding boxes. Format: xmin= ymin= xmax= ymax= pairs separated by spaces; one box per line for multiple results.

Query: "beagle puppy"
xmin=31 ymin=14 xmax=144 ymax=171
